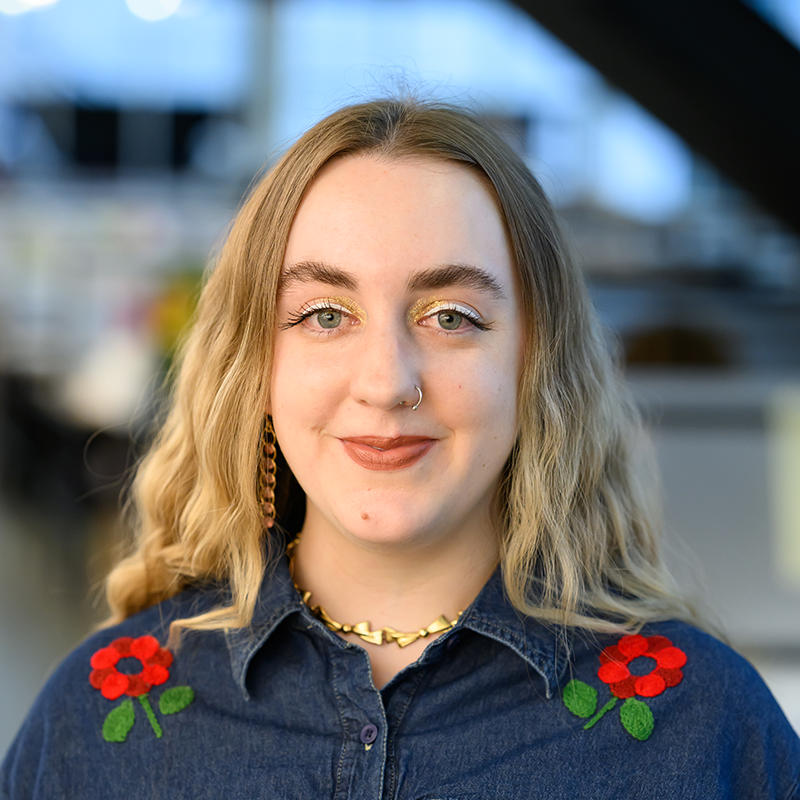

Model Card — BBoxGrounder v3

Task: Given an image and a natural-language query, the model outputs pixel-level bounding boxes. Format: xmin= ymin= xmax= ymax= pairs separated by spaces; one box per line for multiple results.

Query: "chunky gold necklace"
xmin=287 ymin=536 xmax=461 ymax=648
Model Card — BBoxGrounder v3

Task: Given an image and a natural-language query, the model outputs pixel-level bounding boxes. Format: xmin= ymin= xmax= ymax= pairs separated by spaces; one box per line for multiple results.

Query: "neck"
xmin=290 ymin=511 xmax=498 ymax=634
xmin=289 ymin=510 xmax=499 ymax=688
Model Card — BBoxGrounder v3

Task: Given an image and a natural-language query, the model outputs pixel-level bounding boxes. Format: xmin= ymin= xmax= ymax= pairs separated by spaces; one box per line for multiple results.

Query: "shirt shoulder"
xmin=562 ymin=620 xmax=800 ymax=799
xmin=0 ymin=585 xmax=226 ymax=800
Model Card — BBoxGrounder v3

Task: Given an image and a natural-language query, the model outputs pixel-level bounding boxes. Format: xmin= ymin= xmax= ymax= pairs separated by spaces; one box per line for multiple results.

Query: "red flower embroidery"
xmin=89 ymin=636 xmax=173 ymax=700
xmin=597 ymin=634 xmax=686 ymax=699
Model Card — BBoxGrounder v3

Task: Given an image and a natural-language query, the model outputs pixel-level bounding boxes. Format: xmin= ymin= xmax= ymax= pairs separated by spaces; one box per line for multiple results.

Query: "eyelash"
xmin=417 ymin=301 xmax=493 ymax=332
xmin=279 ymin=300 xmax=354 ymax=332
xmin=279 ymin=300 xmax=493 ymax=333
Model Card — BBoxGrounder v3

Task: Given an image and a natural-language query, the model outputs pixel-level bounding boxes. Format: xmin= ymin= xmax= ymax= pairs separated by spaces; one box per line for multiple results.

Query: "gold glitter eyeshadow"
xmin=322 ymin=296 xmax=367 ymax=322
xmin=407 ymin=297 xmax=446 ymax=323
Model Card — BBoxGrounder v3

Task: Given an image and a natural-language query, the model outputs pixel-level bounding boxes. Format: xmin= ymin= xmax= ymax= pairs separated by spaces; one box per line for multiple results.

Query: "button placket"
xmin=330 ymin=646 xmax=390 ymax=796
xmin=360 ymin=723 xmax=378 ymax=750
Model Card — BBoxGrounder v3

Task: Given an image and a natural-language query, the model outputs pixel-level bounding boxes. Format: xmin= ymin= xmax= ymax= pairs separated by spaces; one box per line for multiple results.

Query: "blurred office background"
xmin=1 ymin=0 xmax=800 ymax=755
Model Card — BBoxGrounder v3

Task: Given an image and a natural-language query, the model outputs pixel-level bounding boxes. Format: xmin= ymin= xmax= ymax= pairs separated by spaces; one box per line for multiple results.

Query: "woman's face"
xmin=271 ymin=155 xmax=524 ymax=552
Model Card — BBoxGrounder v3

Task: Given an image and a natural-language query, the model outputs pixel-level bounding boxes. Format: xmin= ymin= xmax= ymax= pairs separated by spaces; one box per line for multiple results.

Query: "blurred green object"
xmin=150 ymin=266 xmax=204 ymax=372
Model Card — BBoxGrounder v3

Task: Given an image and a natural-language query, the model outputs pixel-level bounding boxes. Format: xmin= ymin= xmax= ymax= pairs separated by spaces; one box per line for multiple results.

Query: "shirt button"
xmin=360 ymin=724 xmax=378 ymax=744
xmin=446 ymin=633 xmax=462 ymax=651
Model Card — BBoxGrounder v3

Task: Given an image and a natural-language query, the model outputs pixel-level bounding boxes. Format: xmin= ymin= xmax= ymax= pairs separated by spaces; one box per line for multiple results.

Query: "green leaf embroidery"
xmin=138 ymin=694 xmax=163 ymax=738
xmin=584 ymin=696 xmax=618 ymax=730
xmin=103 ymin=699 xmax=135 ymax=743
xmin=562 ymin=679 xmax=598 ymax=719
xmin=159 ymin=686 xmax=195 ymax=715
xmin=619 ymin=697 xmax=654 ymax=741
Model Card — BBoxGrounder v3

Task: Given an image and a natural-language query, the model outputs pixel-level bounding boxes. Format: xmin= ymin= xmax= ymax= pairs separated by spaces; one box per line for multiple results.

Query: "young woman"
xmin=3 ymin=99 xmax=798 ymax=799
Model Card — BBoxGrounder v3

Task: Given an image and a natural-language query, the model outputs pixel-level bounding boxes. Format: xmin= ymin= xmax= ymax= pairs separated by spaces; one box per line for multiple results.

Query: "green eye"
xmin=317 ymin=310 xmax=342 ymax=329
xmin=437 ymin=311 xmax=462 ymax=330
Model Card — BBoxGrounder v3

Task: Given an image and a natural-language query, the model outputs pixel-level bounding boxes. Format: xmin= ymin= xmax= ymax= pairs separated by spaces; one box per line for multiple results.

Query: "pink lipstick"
xmin=339 ymin=436 xmax=434 ymax=471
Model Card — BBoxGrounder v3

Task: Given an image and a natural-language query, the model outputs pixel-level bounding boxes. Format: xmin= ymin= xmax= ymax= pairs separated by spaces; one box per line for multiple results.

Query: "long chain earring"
xmin=259 ymin=417 xmax=277 ymax=529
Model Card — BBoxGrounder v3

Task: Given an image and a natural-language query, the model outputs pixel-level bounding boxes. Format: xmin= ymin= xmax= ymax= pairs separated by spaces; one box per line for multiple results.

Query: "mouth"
xmin=339 ymin=436 xmax=435 ymax=471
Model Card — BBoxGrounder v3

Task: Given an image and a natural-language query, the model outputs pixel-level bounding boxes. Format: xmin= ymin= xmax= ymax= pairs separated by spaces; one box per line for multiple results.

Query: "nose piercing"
xmin=399 ymin=385 xmax=423 ymax=411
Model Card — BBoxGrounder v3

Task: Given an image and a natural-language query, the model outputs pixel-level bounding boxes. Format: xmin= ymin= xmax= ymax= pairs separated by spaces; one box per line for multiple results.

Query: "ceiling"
xmin=514 ymin=0 xmax=800 ymax=232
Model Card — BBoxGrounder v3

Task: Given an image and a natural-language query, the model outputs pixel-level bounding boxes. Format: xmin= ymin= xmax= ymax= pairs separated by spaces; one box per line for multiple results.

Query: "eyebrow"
xmin=407 ymin=264 xmax=506 ymax=300
xmin=279 ymin=261 xmax=358 ymax=294
xmin=280 ymin=260 xmax=506 ymax=300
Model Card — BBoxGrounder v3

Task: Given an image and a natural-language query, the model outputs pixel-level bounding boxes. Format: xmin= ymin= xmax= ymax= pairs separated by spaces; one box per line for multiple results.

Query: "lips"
xmin=339 ymin=436 xmax=435 ymax=471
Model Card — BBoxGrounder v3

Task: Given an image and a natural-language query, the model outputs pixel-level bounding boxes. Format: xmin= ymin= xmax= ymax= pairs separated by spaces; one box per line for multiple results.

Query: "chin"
xmin=333 ymin=498 xmax=446 ymax=550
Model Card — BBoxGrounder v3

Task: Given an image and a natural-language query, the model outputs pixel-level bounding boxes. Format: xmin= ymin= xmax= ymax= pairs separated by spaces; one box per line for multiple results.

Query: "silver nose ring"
xmin=399 ymin=385 xmax=423 ymax=411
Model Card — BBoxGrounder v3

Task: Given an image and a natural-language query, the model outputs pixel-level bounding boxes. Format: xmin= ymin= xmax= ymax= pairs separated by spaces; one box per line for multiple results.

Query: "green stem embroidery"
xmin=138 ymin=694 xmax=163 ymax=738
xmin=583 ymin=696 xmax=618 ymax=730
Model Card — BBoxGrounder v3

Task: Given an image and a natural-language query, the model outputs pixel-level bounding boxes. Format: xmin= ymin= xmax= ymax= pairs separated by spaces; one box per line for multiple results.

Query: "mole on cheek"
xmin=361 ymin=512 xmax=370 ymax=521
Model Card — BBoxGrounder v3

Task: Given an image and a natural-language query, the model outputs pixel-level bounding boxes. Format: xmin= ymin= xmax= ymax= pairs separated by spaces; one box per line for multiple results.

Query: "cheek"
xmin=271 ymin=338 xmax=344 ymax=414
xmin=441 ymin=353 xmax=518 ymax=447
xmin=475 ymin=345 xmax=522 ymax=455
xmin=271 ymin=344 xmax=315 ymax=448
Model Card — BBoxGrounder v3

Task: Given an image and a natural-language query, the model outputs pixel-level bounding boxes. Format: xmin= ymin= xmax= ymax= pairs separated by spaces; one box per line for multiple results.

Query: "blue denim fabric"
xmin=3 ymin=553 xmax=799 ymax=799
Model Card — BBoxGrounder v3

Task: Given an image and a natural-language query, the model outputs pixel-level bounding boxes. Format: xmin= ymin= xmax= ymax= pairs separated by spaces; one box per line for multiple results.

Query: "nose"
xmin=350 ymin=320 xmax=420 ymax=411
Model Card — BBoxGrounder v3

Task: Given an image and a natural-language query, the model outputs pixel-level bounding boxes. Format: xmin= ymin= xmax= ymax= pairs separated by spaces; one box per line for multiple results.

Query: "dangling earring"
xmin=259 ymin=417 xmax=277 ymax=528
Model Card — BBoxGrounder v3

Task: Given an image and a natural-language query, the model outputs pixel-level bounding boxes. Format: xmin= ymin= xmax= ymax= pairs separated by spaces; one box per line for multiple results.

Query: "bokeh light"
xmin=0 ymin=0 xmax=60 ymax=15
xmin=0 ymin=0 xmax=29 ymax=14
xmin=124 ymin=0 xmax=182 ymax=22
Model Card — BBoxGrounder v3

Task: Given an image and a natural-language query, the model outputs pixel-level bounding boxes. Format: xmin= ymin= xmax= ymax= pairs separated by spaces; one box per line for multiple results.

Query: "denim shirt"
xmin=3 ymin=554 xmax=799 ymax=800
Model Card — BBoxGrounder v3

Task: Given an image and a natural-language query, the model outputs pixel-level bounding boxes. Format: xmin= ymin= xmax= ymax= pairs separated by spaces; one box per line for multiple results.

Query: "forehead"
xmin=282 ymin=155 xmax=515 ymax=292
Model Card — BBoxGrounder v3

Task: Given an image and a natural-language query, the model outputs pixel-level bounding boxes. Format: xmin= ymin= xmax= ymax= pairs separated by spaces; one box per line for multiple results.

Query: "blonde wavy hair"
xmin=105 ymin=98 xmax=694 ymax=638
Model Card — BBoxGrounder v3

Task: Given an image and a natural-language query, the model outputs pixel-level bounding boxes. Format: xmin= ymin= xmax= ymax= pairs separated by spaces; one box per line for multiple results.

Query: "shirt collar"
xmin=225 ymin=551 xmax=570 ymax=701
xmin=461 ymin=568 xmax=571 ymax=699
xmin=225 ymin=553 xmax=305 ymax=700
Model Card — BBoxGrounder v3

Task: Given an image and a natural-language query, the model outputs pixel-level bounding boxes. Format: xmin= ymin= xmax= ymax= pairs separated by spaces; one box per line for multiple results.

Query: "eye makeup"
xmin=280 ymin=295 xmax=494 ymax=332
xmin=280 ymin=296 xmax=366 ymax=330
xmin=407 ymin=297 xmax=444 ymax=323
xmin=407 ymin=297 xmax=493 ymax=331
